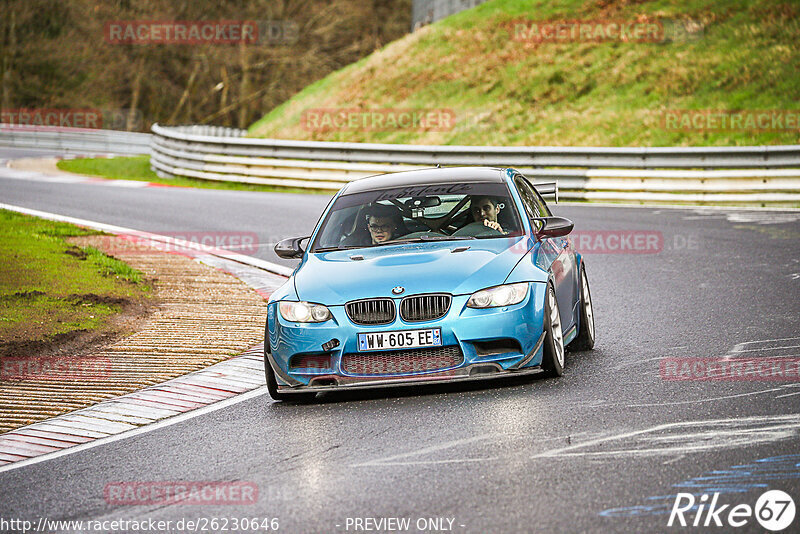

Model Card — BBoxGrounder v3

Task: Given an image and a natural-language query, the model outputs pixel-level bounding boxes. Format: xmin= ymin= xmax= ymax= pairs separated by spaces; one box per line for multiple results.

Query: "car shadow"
xmin=275 ymin=372 xmax=556 ymax=406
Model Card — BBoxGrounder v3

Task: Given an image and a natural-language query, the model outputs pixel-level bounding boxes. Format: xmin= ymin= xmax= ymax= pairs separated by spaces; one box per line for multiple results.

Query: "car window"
xmin=311 ymin=182 xmax=523 ymax=251
xmin=514 ymin=175 xmax=545 ymax=230
xmin=530 ymin=184 xmax=552 ymax=216
xmin=514 ymin=176 xmax=541 ymax=217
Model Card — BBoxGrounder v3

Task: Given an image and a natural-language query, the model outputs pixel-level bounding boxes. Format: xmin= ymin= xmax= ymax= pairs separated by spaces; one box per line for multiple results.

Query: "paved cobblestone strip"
xmin=0 ymin=230 xmax=289 ymax=445
xmin=0 ymin=343 xmax=266 ymax=466
xmin=0 ymin=235 xmax=274 ymax=434
xmin=0 ymin=201 xmax=290 ymax=467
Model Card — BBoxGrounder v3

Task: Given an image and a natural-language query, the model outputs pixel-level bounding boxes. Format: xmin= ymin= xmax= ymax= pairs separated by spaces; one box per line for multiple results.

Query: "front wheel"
xmin=264 ymin=326 xmax=316 ymax=402
xmin=541 ymin=282 xmax=565 ymax=377
xmin=264 ymin=357 xmax=317 ymax=402
xmin=567 ymin=264 xmax=595 ymax=352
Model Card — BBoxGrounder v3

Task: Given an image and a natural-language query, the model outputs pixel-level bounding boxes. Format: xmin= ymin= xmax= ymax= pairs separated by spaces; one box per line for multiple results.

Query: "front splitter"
xmin=277 ymin=364 xmax=544 ymax=394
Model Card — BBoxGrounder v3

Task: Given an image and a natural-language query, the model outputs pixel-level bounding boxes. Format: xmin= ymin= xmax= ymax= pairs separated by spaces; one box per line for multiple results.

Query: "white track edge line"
xmin=0 ymin=202 xmax=294 ymax=277
xmin=0 ymin=386 xmax=269 ymax=474
xmin=0 ymin=202 xmax=281 ymax=473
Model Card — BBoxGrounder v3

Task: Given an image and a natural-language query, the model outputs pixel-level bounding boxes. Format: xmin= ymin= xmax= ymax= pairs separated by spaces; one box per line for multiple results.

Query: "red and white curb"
xmin=0 ymin=203 xmax=292 ymax=471
xmin=0 ymin=344 xmax=266 ymax=469
xmin=1 ymin=158 xmax=170 ymax=188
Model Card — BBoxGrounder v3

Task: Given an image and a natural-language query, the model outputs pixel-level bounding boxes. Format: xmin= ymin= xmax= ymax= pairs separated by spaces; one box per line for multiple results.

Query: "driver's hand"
xmin=483 ymin=219 xmax=503 ymax=232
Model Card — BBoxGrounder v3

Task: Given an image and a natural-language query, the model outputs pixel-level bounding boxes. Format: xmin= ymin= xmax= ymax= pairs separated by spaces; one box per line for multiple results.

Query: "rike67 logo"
xmin=668 ymin=490 xmax=796 ymax=531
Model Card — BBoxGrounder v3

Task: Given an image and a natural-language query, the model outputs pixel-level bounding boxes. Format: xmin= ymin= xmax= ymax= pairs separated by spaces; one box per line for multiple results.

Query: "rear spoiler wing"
xmin=533 ymin=181 xmax=559 ymax=204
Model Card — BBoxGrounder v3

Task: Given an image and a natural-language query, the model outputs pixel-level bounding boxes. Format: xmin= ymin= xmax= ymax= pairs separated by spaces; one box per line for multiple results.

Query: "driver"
xmin=365 ymin=204 xmax=405 ymax=244
xmin=469 ymin=196 xmax=505 ymax=233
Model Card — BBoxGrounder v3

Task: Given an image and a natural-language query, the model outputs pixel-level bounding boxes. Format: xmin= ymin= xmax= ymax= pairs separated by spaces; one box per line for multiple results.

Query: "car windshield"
xmin=311 ymin=182 xmax=524 ymax=252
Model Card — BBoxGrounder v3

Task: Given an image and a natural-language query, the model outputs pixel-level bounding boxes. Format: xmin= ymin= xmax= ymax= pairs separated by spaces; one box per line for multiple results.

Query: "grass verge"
xmin=249 ymin=0 xmax=799 ymax=147
xmin=56 ymin=155 xmax=330 ymax=194
xmin=0 ymin=209 xmax=151 ymax=354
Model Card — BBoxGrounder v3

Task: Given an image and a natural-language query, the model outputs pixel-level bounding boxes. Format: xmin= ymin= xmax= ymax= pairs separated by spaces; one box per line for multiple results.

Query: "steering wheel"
xmin=452 ymin=221 xmax=504 ymax=237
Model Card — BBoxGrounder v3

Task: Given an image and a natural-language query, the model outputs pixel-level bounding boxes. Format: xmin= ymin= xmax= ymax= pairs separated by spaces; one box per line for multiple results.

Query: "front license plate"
xmin=358 ymin=328 xmax=442 ymax=351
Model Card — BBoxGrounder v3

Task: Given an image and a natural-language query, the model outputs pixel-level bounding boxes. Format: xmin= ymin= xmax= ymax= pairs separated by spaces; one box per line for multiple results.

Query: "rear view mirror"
xmin=405 ymin=196 xmax=442 ymax=209
xmin=534 ymin=217 xmax=574 ymax=239
xmin=275 ymin=236 xmax=309 ymax=259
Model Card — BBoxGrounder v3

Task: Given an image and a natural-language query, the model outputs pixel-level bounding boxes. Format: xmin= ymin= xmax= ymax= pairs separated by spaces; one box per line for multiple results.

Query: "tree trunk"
xmin=168 ymin=60 xmax=201 ymax=125
xmin=237 ymin=42 xmax=250 ymax=129
xmin=220 ymin=66 xmax=230 ymax=127
xmin=1 ymin=10 xmax=16 ymax=112
xmin=126 ymin=56 xmax=145 ymax=131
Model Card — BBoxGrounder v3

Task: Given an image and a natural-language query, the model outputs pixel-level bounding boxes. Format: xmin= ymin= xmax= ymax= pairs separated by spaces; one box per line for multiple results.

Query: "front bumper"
xmin=267 ymin=283 xmax=547 ymax=392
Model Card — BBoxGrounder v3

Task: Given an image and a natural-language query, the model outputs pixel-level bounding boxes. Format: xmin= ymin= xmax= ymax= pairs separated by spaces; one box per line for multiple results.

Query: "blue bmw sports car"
xmin=265 ymin=167 xmax=594 ymax=400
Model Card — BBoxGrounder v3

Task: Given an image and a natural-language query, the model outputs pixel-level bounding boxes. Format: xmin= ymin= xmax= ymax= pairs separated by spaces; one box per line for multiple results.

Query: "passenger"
xmin=469 ymin=196 xmax=505 ymax=233
xmin=365 ymin=204 xmax=405 ymax=245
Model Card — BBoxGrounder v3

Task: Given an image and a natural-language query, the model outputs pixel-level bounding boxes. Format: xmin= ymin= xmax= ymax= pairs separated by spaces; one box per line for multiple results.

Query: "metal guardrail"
xmin=412 ymin=0 xmax=490 ymax=31
xmin=151 ymin=124 xmax=800 ymax=168
xmin=151 ymin=124 xmax=800 ymax=205
xmin=1 ymin=124 xmax=798 ymax=205
xmin=0 ymin=125 xmax=151 ymax=155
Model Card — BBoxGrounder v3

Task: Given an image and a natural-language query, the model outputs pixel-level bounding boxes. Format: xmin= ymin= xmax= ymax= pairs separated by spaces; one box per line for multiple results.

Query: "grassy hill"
xmin=249 ymin=0 xmax=800 ymax=146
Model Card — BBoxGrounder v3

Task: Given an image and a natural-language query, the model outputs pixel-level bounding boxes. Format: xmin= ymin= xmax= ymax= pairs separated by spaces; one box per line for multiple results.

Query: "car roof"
xmin=340 ymin=166 xmax=510 ymax=195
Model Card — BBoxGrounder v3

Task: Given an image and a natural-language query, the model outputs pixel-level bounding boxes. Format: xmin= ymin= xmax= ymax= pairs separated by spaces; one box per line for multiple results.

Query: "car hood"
xmin=294 ymin=237 xmax=531 ymax=304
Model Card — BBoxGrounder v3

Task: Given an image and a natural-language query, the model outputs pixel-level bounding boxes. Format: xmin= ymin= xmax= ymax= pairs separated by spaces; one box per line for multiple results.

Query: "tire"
xmin=567 ymin=264 xmax=595 ymax=352
xmin=264 ymin=323 xmax=316 ymax=402
xmin=541 ymin=282 xmax=565 ymax=377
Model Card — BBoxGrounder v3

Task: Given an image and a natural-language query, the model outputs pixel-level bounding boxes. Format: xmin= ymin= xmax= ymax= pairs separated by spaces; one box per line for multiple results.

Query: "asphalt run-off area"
xmin=1 ymin=151 xmax=799 ymax=533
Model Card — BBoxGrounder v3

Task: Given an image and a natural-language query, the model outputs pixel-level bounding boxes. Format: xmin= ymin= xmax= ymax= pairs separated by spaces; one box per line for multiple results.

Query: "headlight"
xmin=279 ymin=301 xmax=332 ymax=323
xmin=467 ymin=283 xmax=529 ymax=308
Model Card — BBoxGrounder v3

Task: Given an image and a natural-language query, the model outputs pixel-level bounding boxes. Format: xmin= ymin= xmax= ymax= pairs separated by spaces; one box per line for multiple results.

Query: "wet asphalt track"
xmin=1 ymin=154 xmax=800 ymax=533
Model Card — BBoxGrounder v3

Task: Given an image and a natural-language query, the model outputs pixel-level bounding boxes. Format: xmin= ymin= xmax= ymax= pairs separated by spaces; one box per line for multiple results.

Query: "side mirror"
xmin=274 ymin=236 xmax=309 ymax=259
xmin=534 ymin=217 xmax=574 ymax=239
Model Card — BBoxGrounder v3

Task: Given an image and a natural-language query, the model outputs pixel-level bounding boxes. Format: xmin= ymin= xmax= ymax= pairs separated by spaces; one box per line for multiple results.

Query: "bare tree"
xmin=1 ymin=0 xmax=411 ymax=130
